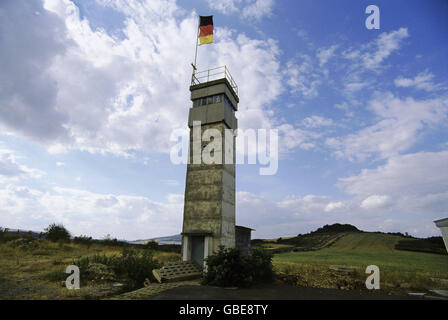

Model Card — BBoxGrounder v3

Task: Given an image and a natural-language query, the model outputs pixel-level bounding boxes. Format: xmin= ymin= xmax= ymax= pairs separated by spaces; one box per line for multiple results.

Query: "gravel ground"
xmin=148 ymin=283 xmax=424 ymax=300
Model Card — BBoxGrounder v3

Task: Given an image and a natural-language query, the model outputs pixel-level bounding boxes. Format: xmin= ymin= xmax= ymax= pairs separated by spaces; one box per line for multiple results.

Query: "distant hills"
xmin=252 ymin=223 xmax=447 ymax=256
xmin=129 ymin=234 xmax=182 ymax=245
xmin=1 ymin=228 xmax=43 ymax=238
xmin=3 ymin=223 xmax=445 ymax=255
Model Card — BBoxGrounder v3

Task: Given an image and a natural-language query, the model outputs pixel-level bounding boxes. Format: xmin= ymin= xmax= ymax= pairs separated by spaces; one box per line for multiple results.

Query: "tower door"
xmin=191 ymin=236 xmax=205 ymax=267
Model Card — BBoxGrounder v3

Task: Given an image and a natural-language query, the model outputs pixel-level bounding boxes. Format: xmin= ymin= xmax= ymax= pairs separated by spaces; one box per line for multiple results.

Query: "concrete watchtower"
xmin=181 ymin=66 xmax=239 ymax=268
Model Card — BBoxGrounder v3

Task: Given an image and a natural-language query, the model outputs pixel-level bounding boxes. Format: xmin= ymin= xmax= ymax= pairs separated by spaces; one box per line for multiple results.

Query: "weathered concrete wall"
xmin=434 ymin=218 xmax=448 ymax=253
xmin=190 ymin=78 xmax=239 ymax=110
xmin=188 ymin=103 xmax=238 ymax=129
xmin=235 ymin=226 xmax=252 ymax=256
xmin=182 ymin=80 xmax=238 ymax=257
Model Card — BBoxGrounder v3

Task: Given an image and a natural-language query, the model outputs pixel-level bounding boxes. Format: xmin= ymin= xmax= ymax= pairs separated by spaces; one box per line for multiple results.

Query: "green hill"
xmin=254 ymin=223 xmax=445 ymax=256
xmin=329 ymin=232 xmax=399 ymax=252
xmin=273 ymin=232 xmax=448 ymax=275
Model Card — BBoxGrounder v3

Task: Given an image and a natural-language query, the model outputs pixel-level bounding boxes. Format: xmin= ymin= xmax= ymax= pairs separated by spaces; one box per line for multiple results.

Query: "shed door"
xmin=191 ymin=236 xmax=205 ymax=267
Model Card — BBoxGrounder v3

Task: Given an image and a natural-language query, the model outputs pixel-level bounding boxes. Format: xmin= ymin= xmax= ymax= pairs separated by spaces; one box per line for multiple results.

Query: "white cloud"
xmin=327 ymin=93 xmax=448 ymax=161
xmin=363 ymin=28 xmax=409 ymax=69
xmin=206 ymin=0 xmax=241 ymax=14
xmin=0 ymin=0 xmax=284 ymax=158
xmin=242 ymin=0 xmax=274 ymax=20
xmin=339 ymin=150 xmax=448 ymax=221
xmin=237 ymin=190 xmax=439 ymax=238
xmin=0 ymin=149 xmax=44 ymax=181
xmin=284 ymin=56 xmax=322 ymax=99
xmin=0 ymin=0 xmax=70 ymax=143
xmin=344 ymin=28 xmax=409 ymax=70
xmin=1 ymin=173 xmax=443 ymax=240
xmin=277 ymin=124 xmax=320 ymax=151
xmin=302 ymin=116 xmax=334 ymax=128
xmin=317 ymin=45 xmax=338 ymax=67
xmin=344 ymin=81 xmax=368 ymax=94
xmin=0 ymin=184 xmax=183 ymax=240
xmin=360 ymin=194 xmax=391 ymax=210
xmin=206 ymin=0 xmax=274 ymax=20
xmin=340 ymin=151 xmax=448 ymax=198
xmin=395 ymin=71 xmax=442 ymax=92
xmin=325 ymin=201 xmax=344 ymax=212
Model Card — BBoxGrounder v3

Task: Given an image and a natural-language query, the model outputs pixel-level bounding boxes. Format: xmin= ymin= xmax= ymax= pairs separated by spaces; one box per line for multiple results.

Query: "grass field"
xmin=274 ymin=233 xmax=448 ymax=274
xmin=0 ymin=240 xmax=180 ymax=300
xmin=1 ymin=231 xmax=447 ymax=298
xmin=272 ymin=233 xmax=448 ymax=292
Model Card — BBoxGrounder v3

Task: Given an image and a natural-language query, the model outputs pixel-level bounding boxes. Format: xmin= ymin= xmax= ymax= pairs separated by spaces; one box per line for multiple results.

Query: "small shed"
xmin=235 ymin=225 xmax=254 ymax=255
xmin=434 ymin=218 xmax=448 ymax=253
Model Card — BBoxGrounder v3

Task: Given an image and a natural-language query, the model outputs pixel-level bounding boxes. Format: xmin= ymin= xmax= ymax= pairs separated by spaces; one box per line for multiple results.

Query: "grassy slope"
xmin=0 ymin=241 xmax=180 ymax=299
xmin=273 ymin=232 xmax=448 ymax=276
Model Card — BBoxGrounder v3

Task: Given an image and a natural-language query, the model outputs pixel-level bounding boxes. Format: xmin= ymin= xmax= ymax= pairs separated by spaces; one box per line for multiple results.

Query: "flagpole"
xmin=192 ymin=17 xmax=200 ymax=76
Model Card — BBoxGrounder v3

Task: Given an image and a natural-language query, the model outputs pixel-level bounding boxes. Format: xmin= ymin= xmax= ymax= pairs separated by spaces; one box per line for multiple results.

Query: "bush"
xmin=145 ymin=240 xmax=158 ymax=250
xmin=114 ymin=248 xmax=160 ymax=288
xmin=7 ymin=237 xmax=42 ymax=250
xmin=73 ymin=235 xmax=93 ymax=248
xmin=44 ymin=224 xmax=71 ymax=243
xmin=0 ymin=232 xmax=20 ymax=243
xmin=73 ymin=247 xmax=160 ymax=289
xmin=202 ymin=247 xmax=274 ymax=288
xmin=86 ymin=263 xmax=116 ymax=281
xmin=247 ymin=249 xmax=275 ymax=283
xmin=101 ymin=234 xmax=127 ymax=247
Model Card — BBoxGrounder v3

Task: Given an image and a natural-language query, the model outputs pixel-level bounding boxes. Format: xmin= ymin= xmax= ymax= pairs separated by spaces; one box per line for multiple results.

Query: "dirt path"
xmin=147 ymin=283 xmax=422 ymax=300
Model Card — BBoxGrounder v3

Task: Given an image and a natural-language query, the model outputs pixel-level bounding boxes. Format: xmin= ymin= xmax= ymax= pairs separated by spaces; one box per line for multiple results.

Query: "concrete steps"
xmin=152 ymin=261 xmax=203 ymax=283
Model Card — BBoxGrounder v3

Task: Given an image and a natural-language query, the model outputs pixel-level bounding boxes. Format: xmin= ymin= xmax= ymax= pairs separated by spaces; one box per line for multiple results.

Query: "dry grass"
xmin=0 ymin=240 xmax=180 ymax=300
xmin=272 ymin=233 xmax=448 ymax=294
xmin=274 ymin=262 xmax=441 ymax=294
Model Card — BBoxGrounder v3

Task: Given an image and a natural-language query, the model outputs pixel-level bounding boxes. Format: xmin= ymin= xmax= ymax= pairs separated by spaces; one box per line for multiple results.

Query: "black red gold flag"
xmin=199 ymin=15 xmax=213 ymax=45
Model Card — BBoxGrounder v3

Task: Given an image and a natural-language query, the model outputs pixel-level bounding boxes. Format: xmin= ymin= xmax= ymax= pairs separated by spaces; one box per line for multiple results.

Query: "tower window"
xmin=192 ymin=94 xmax=234 ymax=109
xmin=207 ymin=96 xmax=213 ymax=104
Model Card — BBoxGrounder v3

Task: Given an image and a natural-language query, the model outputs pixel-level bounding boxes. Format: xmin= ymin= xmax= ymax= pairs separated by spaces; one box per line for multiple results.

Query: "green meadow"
xmin=274 ymin=233 xmax=448 ymax=274
xmin=272 ymin=233 xmax=448 ymax=292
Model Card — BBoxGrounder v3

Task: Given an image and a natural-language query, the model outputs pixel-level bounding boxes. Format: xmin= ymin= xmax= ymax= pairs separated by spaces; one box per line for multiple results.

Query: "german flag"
xmin=199 ymin=16 xmax=213 ymax=45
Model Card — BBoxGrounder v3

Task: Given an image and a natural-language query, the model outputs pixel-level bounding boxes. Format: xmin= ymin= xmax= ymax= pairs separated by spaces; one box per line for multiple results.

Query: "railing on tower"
xmin=191 ymin=66 xmax=238 ymax=96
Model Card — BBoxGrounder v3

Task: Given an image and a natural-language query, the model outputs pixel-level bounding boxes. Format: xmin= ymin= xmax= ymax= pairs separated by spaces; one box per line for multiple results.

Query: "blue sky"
xmin=0 ymin=0 xmax=447 ymax=240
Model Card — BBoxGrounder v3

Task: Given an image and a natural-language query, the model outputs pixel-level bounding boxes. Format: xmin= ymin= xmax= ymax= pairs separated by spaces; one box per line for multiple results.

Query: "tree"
xmin=145 ymin=240 xmax=159 ymax=250
xmin=44 ymin=223 xmax=71 ymax=242
xmin=73 ymin=235 xmax=93 ymax=248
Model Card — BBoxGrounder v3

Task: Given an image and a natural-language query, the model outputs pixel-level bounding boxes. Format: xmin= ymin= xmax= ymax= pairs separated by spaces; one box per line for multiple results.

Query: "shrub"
xmin=202 ymin=247 xmax=274 ymax=288
xmin=44 ymin=224 xmax=71 ymax=243
xmin=247 ymin=249 xmax=275 ymax=283
xmin=73 ymin=235 xmax=93 ymax=248
xmin=7 ymin=238 xmax=41 ymax=250
xmin=0 ymin=232 xmax=20 ymax=243
xmin=86 ymin=263 xmax=116 ymax=281
xmin=145 ymin=240 xmax=159 ymax=250
xmin=114 ymin=247 xmax=160 ymax=288
xmin=101 ymin=234 xmax=127 ymax=247
xmin=73 ymin=247 xmax=160 ymax=289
